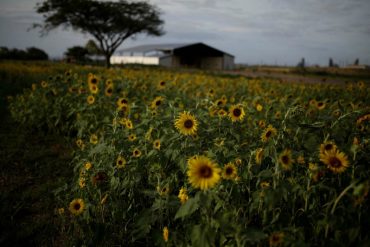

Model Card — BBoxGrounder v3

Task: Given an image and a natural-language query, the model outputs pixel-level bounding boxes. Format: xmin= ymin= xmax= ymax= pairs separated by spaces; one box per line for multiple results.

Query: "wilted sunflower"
xmin=316 ymin=101 xmax=326 ymax=110
xmin=319 ymin=141 xmax=337 ymax=155
xmin=87 ymin=95 xmax=95 ymax=105
xmin=319 ymin=149 xmax=349 ymax=173
xmin=90 ymin=134 xmax=98 ymax=144
xmin=132 ymin=148 xmax=141 ymax=158
xmin=116 ymin=155 xmax=126 ymax=169
xmin=229 ymin=105 xmax=245 ymax=122
xmin=255 ymin=148 xmax=264 ymax=165
xmin=279 ymin=149 xmax=293 ymax=170
xmin=174 ymin=111 xmax=198 ymax=136
xmin=222 ymin=163 xmax=238 ymax=180
xmin=69 ymin=198 xmax=85 ymax=216
xmin=187 ymin=155 xmax=221 ymax=190
xmin=269 ymin=232 xmax=285 ymax=247
xmin=153 ymin=139 xmax=161 ymax=150
xmin=261 ymin=125 xmax=277 ymax=142
xmin=150 ymin=96 xmax=165 ymax=109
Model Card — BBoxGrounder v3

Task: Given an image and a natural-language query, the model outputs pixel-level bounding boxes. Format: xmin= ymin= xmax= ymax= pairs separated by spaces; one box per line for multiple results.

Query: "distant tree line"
xmin=0 ymin=47 xmax=49 ymax=60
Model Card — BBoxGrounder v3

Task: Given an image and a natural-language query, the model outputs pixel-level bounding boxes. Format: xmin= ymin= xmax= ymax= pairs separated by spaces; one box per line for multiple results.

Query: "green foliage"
xmin=6 ymin=62 xmax=370 ymax=246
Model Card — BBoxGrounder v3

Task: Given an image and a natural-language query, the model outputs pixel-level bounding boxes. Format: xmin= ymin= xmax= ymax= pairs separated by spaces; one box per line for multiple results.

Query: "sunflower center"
xmin=156 ymin=100 xmax=161 ymax=106
xmin=329 ymin=157 xmax=342 ymax=168
xmin=107 ymin=88 xmax=112 ymax=93
xmin=233 ymin=108 xmax=242 ymax=117
xmin=318 ymin=102 xmax=323 ymax=107
xmin=91 ymin=78 xmax=97 ymax=84
xmin=199 ymin=165 xmax=213 ymax=178
xmin=74 ymin=203 xmax=81 ymax=210
xmin=325 ymin=144 xmax=333 ymax=151
xmin=225 ymin=167 xmax=234 ymax=175
xmin=266 ymin=131 xmax=272 ymax=138
xmin=184 ymin=119 xmax=194 ymax=129
xmin=118 ymin=160 xmax=123 ymax=165
xmin=282 ymin=155 xmax=289 ymax=164
xmin=121 ymin=99 xmax=127 ymax=104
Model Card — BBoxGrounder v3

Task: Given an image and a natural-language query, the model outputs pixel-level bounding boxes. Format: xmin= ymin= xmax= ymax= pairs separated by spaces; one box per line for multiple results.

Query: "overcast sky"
xmin=1 ymin=0 xmax=370 ymax=65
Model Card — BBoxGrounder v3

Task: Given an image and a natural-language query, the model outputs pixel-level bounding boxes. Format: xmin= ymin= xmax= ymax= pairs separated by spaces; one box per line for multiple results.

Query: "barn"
xmin=110 ymin=42 xmax=234 ymax=70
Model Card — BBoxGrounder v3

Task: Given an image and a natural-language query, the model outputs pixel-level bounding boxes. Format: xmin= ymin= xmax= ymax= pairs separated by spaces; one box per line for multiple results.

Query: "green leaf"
xmin=174 ymin=195 xmax=200 ymax=220
xmin=191 ymin=225 xmax=211 ymax=247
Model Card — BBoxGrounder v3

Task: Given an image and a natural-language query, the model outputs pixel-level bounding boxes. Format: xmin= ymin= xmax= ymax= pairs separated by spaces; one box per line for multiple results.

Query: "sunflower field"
xmin=7 ymin=65 xmax=370 ymax=246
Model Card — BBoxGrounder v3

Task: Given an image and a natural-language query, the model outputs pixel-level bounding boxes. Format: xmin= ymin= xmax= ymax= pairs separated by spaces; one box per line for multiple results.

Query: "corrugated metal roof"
xmin=116 ymin=43 xmax=192 ymax=53
xmin=115 ymin=42 xmax=234 ymax=57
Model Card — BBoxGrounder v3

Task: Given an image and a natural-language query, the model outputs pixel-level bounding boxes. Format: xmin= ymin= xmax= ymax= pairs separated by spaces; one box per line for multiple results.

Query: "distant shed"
xmin=111 ymin=42 xmax=234 ymax=70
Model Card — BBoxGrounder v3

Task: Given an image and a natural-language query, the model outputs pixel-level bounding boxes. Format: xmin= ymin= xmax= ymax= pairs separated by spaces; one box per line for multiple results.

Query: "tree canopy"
xmin=35 ymin=0 xmax=164 ymax=67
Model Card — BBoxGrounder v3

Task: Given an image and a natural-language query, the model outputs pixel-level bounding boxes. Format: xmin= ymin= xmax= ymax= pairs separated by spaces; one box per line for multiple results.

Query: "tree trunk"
xmin=105 ymin=53 xmax=111 ymax=68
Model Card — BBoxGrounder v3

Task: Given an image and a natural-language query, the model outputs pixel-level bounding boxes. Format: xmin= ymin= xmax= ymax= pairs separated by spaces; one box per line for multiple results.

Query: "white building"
xmin=111 ymin=42 xmax=234 ymax=70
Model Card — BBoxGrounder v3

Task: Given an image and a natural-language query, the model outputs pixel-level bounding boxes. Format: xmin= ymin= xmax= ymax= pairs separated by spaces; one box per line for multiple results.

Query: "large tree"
xmin=35 ymin=0 xmax=164 ymax=67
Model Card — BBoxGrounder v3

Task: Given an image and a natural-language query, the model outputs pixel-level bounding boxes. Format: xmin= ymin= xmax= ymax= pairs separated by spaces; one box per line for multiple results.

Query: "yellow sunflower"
xmin=256 ymin=103 xmax=263 ymax=112
xmin=217 ymin=109 xmax=228 ymax=118
xmin=105 ymin=79 xmax=113 ymax=87
xmin=128 ymin=134 xmax=137 ymax=142
xmin=76 ymin=139 xmax=85 ymax=150
xmin=222 ymin=163 xmax=238 ymax=180
xmin=105 ymin=86 xmax=113 ymax=97
xmin=90 ymin=134 xmax=98 ymax=145
xmin=187 ymin=155 xmax=221 ymax=190
xmin=261 ymin=125 xmax=277 ymax=142
xmin=174 ymin=111 xmax=198 ymax=136
xmin=41 ymin=80 xmax=48 ymax=88
xmin=84 ymin=162 xmax=92 ymax=170
xmin=116 ymin=155 xmax=126 ymax=169
xmin=69 ymin=198 xmax=85 ymax=216
xmin=132 ymin=148 xmax=142 ymax=158
xmin=150 ymin=96 xmax=165 ymax=109
xmin=87 ymin=95 xmax=95 ymax=105
xmin=158 ymin=80 xmax=166 ymax=90
xmin=279 ymin=149 xmax=293 ymax=170
xmin=117 ymin=97 xmax=129 ymax=108
xmin=125 ymin=119 xmax=133 ymax=129
xmin=153 ymin=139 xmax=161 ymax=150
xmin=319 ymin=141 xmax=337 ymax=155
xmin=319 ymin=149 xmax=349 ymax=173
xmin=228 ymin=104 xmax=245 ymax=122
xmin=89 ymin=84 xmax=99 ymax=94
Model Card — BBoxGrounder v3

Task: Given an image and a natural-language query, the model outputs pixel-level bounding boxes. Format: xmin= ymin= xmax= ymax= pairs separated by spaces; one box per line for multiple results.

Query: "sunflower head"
xmin=133 ymin=148 xmax=142 ymax=158
xmin=151 ymin=96 xmax=165 ymax=109
xmin=319 ymin=141 xmax=337 ymax=155
xmin=222 ymin=163 xmax=238 ymax=180
xmin=229 ymin=104 xmax=245 ymax=122
xmin=174 ymin=111 xmax=198 ymax=136
xmin=116 ymin=155 xmax=126 ymax=169
xmin=153 ymin=139 xmax=161 ymax=150
xmin=87 ymin=95 xmax=95 ymax=105
xmin=316 ymin=101 xmax=326 ymax=110
xmin=178 ymin=187 xmax=189 ymax=204
xmin=163 ymin=226 xmax=169 ymax=242
xmin=84 ymin=162 xmax=92 ymax=170
xmin=69 ymin=198 xmax=85 ymax=216
xmin=279 ymin=149 xmax=293 ymax=170
xmin=90 ymin=134 xmax=98 ymax=145
xmin=319 ymin=149 xmax=349 ymax=173
xmin=128 ymin=134 xmax=137 ymax=142
xmin=187 ymin=155 xmax=221 ymax=190
xmin=105 ymin=86 xmax=113 ymax=97
xmin=261 ymin=125 xmax=277 ymax=142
